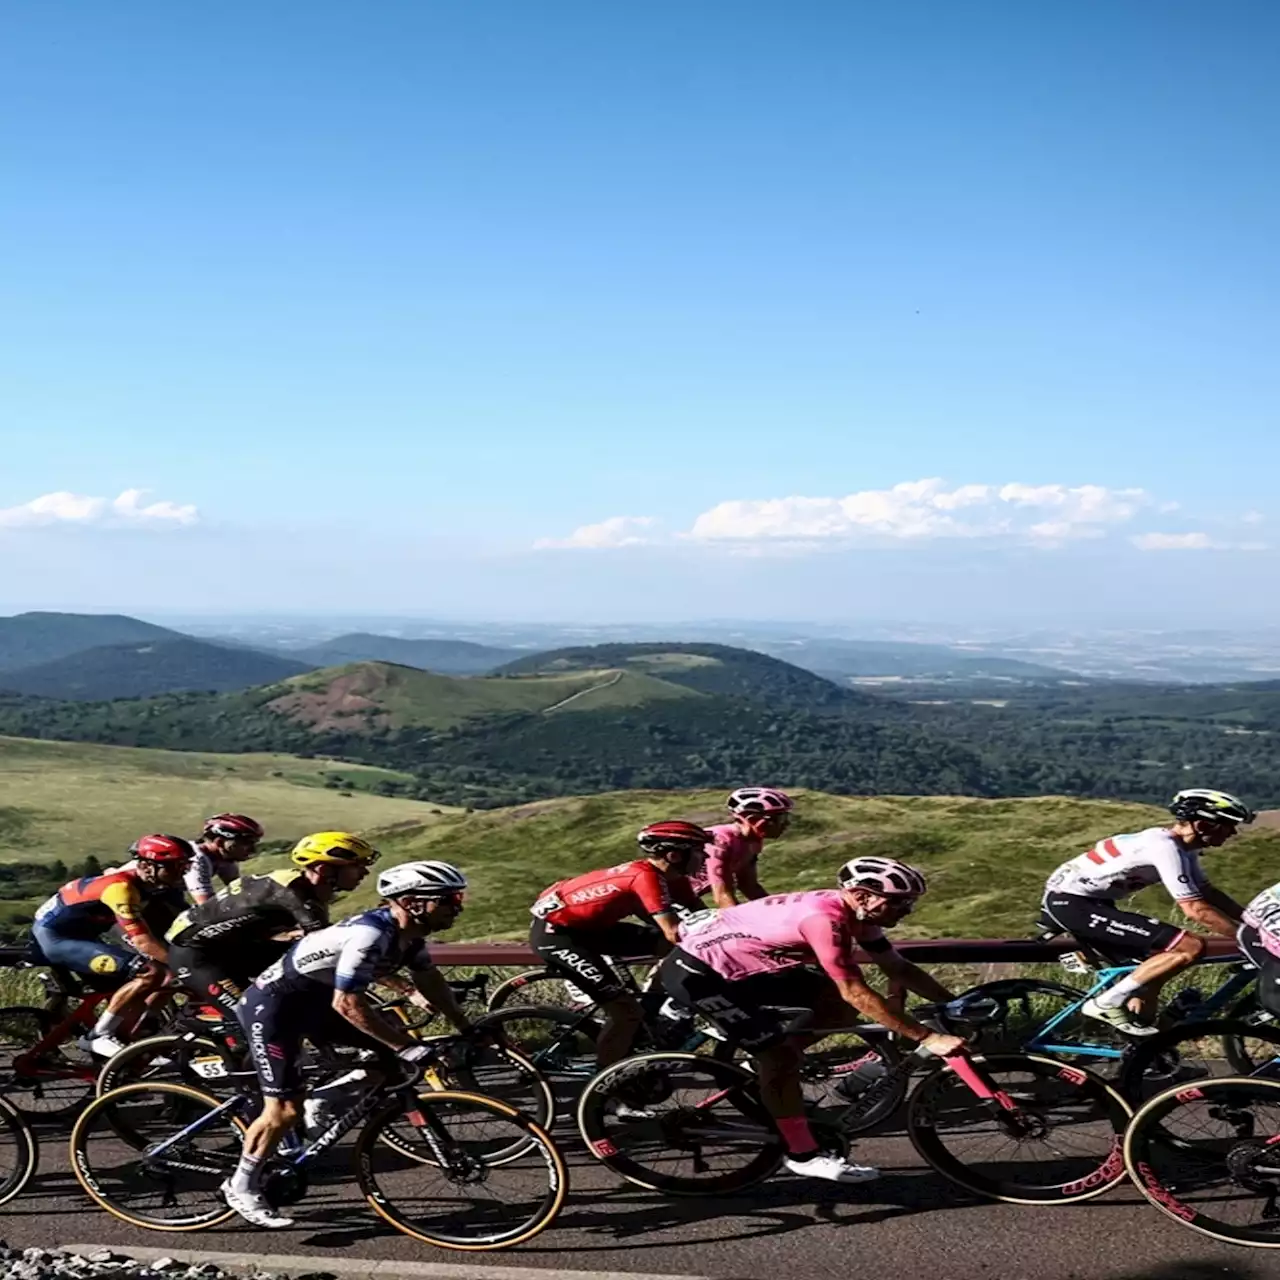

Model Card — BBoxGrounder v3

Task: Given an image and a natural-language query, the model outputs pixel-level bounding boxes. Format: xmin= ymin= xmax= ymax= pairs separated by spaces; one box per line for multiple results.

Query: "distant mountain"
xmin=0 ymin=638 xmax=312 ymax=701
xmin=295 ymin=633 xmax=523 ymax=675
xmin=0 ymin=612 xmax=180 ymax=672
xmin=752 ymin=638 xmax=1073 ymax=682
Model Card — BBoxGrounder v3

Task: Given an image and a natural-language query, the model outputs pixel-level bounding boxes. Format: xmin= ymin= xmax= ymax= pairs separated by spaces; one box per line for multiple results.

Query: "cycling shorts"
xmin=169 ymin=943 xmax=261 ymax=1018
xmin=235 ymin=985 xmax=394 ymax=1099
xmin=529 ymin=917 xmax=663 ymax=1003
xmin=659 ymin=947 xmax=835 ymax=1051
xmin=1238 ymin=926 xmax=1280 ymax=1018
xmin=1041 ymin=893 xmax=1184 ymax=959
xmin=29 ymin=923 xmax=148 ymax=989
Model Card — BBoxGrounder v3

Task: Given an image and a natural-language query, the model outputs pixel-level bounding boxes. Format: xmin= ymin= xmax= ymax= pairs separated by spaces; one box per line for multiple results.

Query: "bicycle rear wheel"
xmin=907 ymin=1053 xmax=1130 ymax=1204
xmin=0 ymin=1096 xmax=38 ymax=1207
xmin=96 ymin=1032 xmax=241 ymax=1097
xmin=578 ymin=1051 xmax=784 ymax=1196
xmin=0 ymin=1005 xmax=95 ymax=1118
xmin=475 ymin=1006 xmax=600 ymax=1081
xmin=70 ymin=1082 xmax=246 ymax=1231
xmin=1119 ymin=1019 xmax=1280 ymax=1104
xmin=487 ymin=967 xmax=604 ymax=1012
xmin=1125 ymin=1075 xmax=1280 ymax=1247
xmin=356 ymin=1090 xmax=566 ymax=1250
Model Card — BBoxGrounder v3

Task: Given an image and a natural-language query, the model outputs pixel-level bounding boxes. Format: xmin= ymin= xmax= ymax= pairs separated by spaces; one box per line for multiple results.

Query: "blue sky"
xmin=2 ymin=1 xmax=1277 ymax=622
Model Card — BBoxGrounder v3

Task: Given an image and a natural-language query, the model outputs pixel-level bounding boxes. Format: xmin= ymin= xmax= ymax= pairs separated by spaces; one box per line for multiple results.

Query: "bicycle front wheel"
xmin=70 ymin=1082 xmax=246 ymax=1231
xmin=356 ymin=1090 xmax=566 ymax=1251
xmin=1125 ymin=1075 xmax=1280 ymax=1247
xmin=0 ymin=1095 xmax=38 ymax=1207
xmin=578 ymin=1051 xmax=783 ymax=1196
xmin=907 ymin=1053 xmax=1130 ymax=1204
xmin=0 ymin=1005 xmax=95 ymax=1118
xmin=96 ymin=1032 xmax=241 ymax=1097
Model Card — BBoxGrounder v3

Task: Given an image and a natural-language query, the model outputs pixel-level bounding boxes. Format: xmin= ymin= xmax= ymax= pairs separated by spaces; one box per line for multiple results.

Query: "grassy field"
xmin=308 ymin=789 xmax=1280 ymax=942
xmin=0 ymin=734 xmax=453 ymax=865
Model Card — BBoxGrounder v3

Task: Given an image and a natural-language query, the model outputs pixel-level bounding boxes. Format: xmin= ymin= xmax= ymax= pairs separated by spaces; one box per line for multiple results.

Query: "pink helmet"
xmin=727 ymin=787 xmax=793 ymax=817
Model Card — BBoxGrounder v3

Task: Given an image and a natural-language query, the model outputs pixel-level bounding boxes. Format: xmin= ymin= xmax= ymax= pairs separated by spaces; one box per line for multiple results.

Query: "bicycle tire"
xmin=96 ymin=1032 xmax=241 ymax=1097
xmin=1118 ymin=1019 xmax=1280 ymax=1103
xmin=1124 ymin=1074 xmax=1280 ymax=1247
xmin=355 ymin=1089 xmax=567 ymax=1250
xmin=0 ymin=1094 xmax=38 ymax=1207
xmin=475 ymin=1005 xmax=601 ymax=1079
xmin=486 ymin=968 xmax=597 ymax=1012
xmin=70 ymin=1081 xmax=246 ymax=1231
xmin=952 ymin=979 xmax=1092 ymax=1054
xmin=0 ymin=1004 xmax=95 ymax=1118
xmin=577 ymin=1051 xmax=784 ymax=1195
xmin=907 ymin=1052 xmax=1131 ymax=1204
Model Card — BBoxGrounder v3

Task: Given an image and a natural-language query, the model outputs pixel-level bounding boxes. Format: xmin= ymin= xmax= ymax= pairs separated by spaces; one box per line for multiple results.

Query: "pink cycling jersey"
xmin=676 ymin=889 xmax=890 ymax=982
xmin=687 ymin=824 xmax=762 ymax=897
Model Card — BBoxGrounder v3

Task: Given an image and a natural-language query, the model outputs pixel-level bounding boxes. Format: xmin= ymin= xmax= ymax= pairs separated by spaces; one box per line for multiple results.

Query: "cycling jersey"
xmin=531 ymin=860 xmax=699 ymax=930
xmin=34 ymin=869 xmax=166 ymax=944
xmin=676 ymin=890 xmax=892 ymax=983
xmin=251 ymin=906 xmax=434 ymax=996
xmin=1044 ymin=828 xmax=1209 ymax=903
xmin=687 ymin=824 xmax=762 ymax=897
xmin=184 ymin=847 xmax=241 ymax=902
xmin=167 ymin=869 xmax=328 ymax=950
xmin=1242 ymin=885 xmax=1280 ymax=958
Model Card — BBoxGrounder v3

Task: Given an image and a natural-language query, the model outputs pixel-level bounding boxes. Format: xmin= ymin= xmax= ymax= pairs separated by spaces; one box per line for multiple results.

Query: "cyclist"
xmin=529 ymin=821 xmax=707 ymax=1072
xmin=1239 ymin=881 xmax=1280 ymax=1019
xmin=185 ymin=813 xmax=264 ymax=905
xmin=1041 ymin=787 xmax=1253 ymax=1036
xmin=31 ymin=835 xmax=194 ymax=1057
xmin=659 ymin=856 xmax=965 ymax=1184
xmin=224 ymin=860 xmax=477 ymax=1228
xmin=166 ymin=831 xmax=377 ymax=1018
xmin=689 ymin=787 xmax=792 ymax=910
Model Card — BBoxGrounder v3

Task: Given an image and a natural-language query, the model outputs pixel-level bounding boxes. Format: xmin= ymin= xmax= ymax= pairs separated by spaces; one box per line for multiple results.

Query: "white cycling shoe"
xmin=783 ymin=1152 xmax=880 ymax=1183
xmin=220 ymin=1180 xmax=295 ymax=1229
xmin=1081 ymin=997 xmax=1158 ymax=1037
xmin=77 ymin=1033 xmax=127 ymax=1059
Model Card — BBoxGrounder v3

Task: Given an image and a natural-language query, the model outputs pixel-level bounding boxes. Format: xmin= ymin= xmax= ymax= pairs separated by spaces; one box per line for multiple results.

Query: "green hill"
xmin=753 ymin=638 xmax=1074 ymax=682
xmin=0 ymin=612 xmax=180 ymax=672
xmin=0 ymin=637 xmax=312 ymax=700
xmin=325 ymin=789 xmax=1280 ymax=941
xmin=296 ymin=634 xmax=524 ymax=674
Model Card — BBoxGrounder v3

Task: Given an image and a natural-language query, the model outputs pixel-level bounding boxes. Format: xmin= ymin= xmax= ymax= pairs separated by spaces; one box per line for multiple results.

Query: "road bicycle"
xmin=577 ymin=1041 xmax=1131 ymax=1204
xmin=0 ymin=1093 xmax=39 ymax=1206
xmin=70 ymin=1048 xmax=568 ymax=1250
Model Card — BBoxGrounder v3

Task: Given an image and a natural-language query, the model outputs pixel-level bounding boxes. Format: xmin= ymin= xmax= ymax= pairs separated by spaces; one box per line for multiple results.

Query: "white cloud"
xmin=0 ymin=488 xmax=198 ymax=530
xmin=687 ymin=479 xmax=1151 ymax=545
xmin=1132 ymin=531 xmax=1216 ymax=551
xmin=1242 ymin=510 xmax=1266 ymax=525
xmin=534 ymin=515 xmax=656 ymax=550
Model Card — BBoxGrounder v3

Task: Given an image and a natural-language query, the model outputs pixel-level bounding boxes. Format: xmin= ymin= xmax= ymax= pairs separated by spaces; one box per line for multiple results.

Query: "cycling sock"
xmin=228 ymin=1152 xmax=264 ymax=1195
xmin=1094 ymin=976 xmax=1144 ymax=1010
xmin=777 ymin=1116 xmax=819 ymax=1156
xmin=92 ymin=1011 xmax=126 ymax=1038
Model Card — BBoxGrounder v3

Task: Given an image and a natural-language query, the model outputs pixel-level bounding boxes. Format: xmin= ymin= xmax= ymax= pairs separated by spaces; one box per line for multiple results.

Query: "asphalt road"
xmin=0 ymin=1112 xmax=1272 ymax=1280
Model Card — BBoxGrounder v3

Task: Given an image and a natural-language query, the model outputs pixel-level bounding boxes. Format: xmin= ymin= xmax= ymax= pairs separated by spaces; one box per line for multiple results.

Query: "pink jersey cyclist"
xmin=678 ymin=889 xmax=892 ymax=982
xmin=687 ymin=824 xmax=762 ymax=900
xmin=688 ymin=786 xmax=794 ymax=908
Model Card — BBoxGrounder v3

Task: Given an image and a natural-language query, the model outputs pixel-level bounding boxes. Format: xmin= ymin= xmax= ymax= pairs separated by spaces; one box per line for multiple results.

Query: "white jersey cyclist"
xmin=1045 ymin=828 xmax=1209 ymax=904
xmin=184 ymin=849 xmax=240 ymax=904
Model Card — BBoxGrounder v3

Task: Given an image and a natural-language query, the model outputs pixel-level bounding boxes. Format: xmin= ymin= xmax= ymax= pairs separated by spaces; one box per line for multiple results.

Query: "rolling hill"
xmin=0 ymin=612 xmax=180 ymax=671
xmin=752 ymin=638 xmax=1074 ymax=683
xmin=295 ymin=633 xmax=524 ymax=674
xmin=0 ymin=637 xmax=313 ymax=700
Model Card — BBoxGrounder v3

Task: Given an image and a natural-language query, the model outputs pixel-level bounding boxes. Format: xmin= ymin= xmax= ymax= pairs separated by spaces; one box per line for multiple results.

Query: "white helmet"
xmin=838 ymin=857 xmax=926 ymax=898
xmin=377 ymin=860 xmax=467 ymax=900
xmin=727 ymin=787 xmax=794 ymax=816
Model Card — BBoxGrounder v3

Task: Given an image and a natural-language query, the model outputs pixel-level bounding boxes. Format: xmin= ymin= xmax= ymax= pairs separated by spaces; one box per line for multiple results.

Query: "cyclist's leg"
xmin=529 ymin=918 xmax=640 ymax=1067
xmin=169 ymin=944 xmax=246 ymax=1020
xmin=32 ymin=928 xmax=156 ymax=1048
xmin=1239 ymin=926 xmax=1280 ymax=1018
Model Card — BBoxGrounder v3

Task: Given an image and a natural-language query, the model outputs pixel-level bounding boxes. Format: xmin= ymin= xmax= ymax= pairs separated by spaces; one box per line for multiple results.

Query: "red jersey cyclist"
xmin=659 ymin=856 xmax=965 ymax=1184
xmin=530 ymin=822 xmax=707 ymax=1073
xmin=688 ymin=787 xmax=792 ymax=909
xmin=186 ymin=813 xmax=264 ymax=905
xmin=32 ymin=835 xmax=194 ymax=1057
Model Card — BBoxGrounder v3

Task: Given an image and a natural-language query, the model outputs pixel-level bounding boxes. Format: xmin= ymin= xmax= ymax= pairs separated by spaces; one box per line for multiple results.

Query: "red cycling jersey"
xmin=531 ymin=859 xmax=700 ymax=930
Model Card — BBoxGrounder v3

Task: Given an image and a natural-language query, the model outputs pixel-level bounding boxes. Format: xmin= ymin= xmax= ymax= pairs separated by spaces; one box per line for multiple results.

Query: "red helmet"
xmin=132 ymin=834 xmax=196 ymax=863
xmin=202 ymin=813 xmax=264 ymax=841
xmin=637 ymin=821 xmax=712 ymax=858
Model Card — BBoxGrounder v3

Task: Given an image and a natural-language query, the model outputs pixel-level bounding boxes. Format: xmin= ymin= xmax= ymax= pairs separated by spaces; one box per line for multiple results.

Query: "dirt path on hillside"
xmin=541 ymin=669 xmax=623 ymax=713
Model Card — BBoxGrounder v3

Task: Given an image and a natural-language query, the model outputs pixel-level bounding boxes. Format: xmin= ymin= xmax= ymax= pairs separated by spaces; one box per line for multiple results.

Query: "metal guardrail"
xmin=428 ymin=935 xmax=1244 ymax=966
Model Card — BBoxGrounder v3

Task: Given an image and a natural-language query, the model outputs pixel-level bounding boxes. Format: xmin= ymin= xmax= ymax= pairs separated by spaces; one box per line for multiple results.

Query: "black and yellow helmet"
xmin=290 ymin=831 xmax=380 ymax=868
xmin=1169 ymin=789 xmax=1253 ymax=827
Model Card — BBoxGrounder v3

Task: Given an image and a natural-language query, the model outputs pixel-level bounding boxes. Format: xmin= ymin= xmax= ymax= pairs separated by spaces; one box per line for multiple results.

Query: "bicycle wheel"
xmin=907 ymin=1053 xmax=1131 ymax=1204
xmin=71 ymin=1082 xmax=246 ymax=1230
xmin=1119 ymin=1019 xmax=1280 ymax=1103
xmin=0 ymin=1095 xmax=38 ymax=1207
xmin=475 ymin=1006 xmax=600 ymax=1081
xmin=954 ymin=979 xmax=1093 ymax=1055
xmin=1222 ymin=993 xmax=1276 ymax=1074
xmin=1125 ymin=1075 xmax=1280 ymax=1247
xmin=97 ymin=1032 xmax=241 ymax=1097
xmin=0 ymin=1005 xmax=95 ymax=1118
xmin=487 ymin=967 xmax=603 ymax=1012
xmin=578 ymin=1051 xmax=784 ymax=1196
xmin=356 ymin=1090 xmax=566 ymax=1250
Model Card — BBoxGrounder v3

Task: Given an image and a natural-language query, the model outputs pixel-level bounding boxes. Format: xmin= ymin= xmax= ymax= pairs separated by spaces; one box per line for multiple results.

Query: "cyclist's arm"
xmin=830 ymin=972 xmax=961 ymax=1050
xmin=1178 ymin=895 xmax=1240 ymax=938
xmin=411 ymin=965 xmax=474 ymax=1033
xmin=872 ymin=947 xmax=954 ymax=1005
xmin=736 ymin=859 xmax=767 ymax=902
xmin=103 ymin=883 xmax=168 ymax=965
xmin=331 ymin=989 xmax=415 ymax=1051
xmin=329 ymin=926 xmax=415 ymax=1050
xmin=1198 ymin=883 xmax=1246 ymax=922
xmin=1155 ymin=846 xmax=1236 ymax=937
xmin=184 ymin=856 xmax=217 ymax=907
xmin=636 ymin=867 xmax=684 ymax=945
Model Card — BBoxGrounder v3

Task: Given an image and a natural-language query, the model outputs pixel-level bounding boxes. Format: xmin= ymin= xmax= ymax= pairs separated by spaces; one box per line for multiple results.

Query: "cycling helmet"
xmin=202 ymin=813 xmax=264 ymax=841
xmin=637 ymin=821 xmax=712 ymax=858
xmin=838 ymin=857 xmax=927 ymax=898
xmin=1170 ymin=789 xmax=1254 ymax=826
xmin=727 ymin=787 xmax=793 ymax=816
xmin=132 ymin=834 xmax=196 ymax=863
xmin=377 ymin=860 xmax=468 ymax=900
xmin=291 ymin=831 xmax=380 ymax=868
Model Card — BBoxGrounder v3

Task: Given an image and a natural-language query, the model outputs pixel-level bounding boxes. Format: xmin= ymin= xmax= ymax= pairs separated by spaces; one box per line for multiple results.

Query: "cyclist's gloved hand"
xmin=920 ymin=1032 xmax=967 ymax=1058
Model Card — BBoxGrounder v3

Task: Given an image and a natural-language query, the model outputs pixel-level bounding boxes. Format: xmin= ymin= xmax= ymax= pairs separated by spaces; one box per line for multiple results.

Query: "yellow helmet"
xmin=291 ymin=831 xmax=380 ymax=868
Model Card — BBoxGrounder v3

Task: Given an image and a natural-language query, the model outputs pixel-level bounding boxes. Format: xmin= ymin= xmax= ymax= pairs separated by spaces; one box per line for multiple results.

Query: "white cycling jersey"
xmin=184 ymin=848 xmax=240 ymax=903
xmin=1045 ymin=827 xmax=1209 ymax=903
xmin=1243 ymin=885 xmax=1280 ymax=955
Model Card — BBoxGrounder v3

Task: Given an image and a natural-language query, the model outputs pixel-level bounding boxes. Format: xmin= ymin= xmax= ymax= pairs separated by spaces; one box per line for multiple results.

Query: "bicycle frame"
xmin=13 ymin=991 xmax=110 ymax=1077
